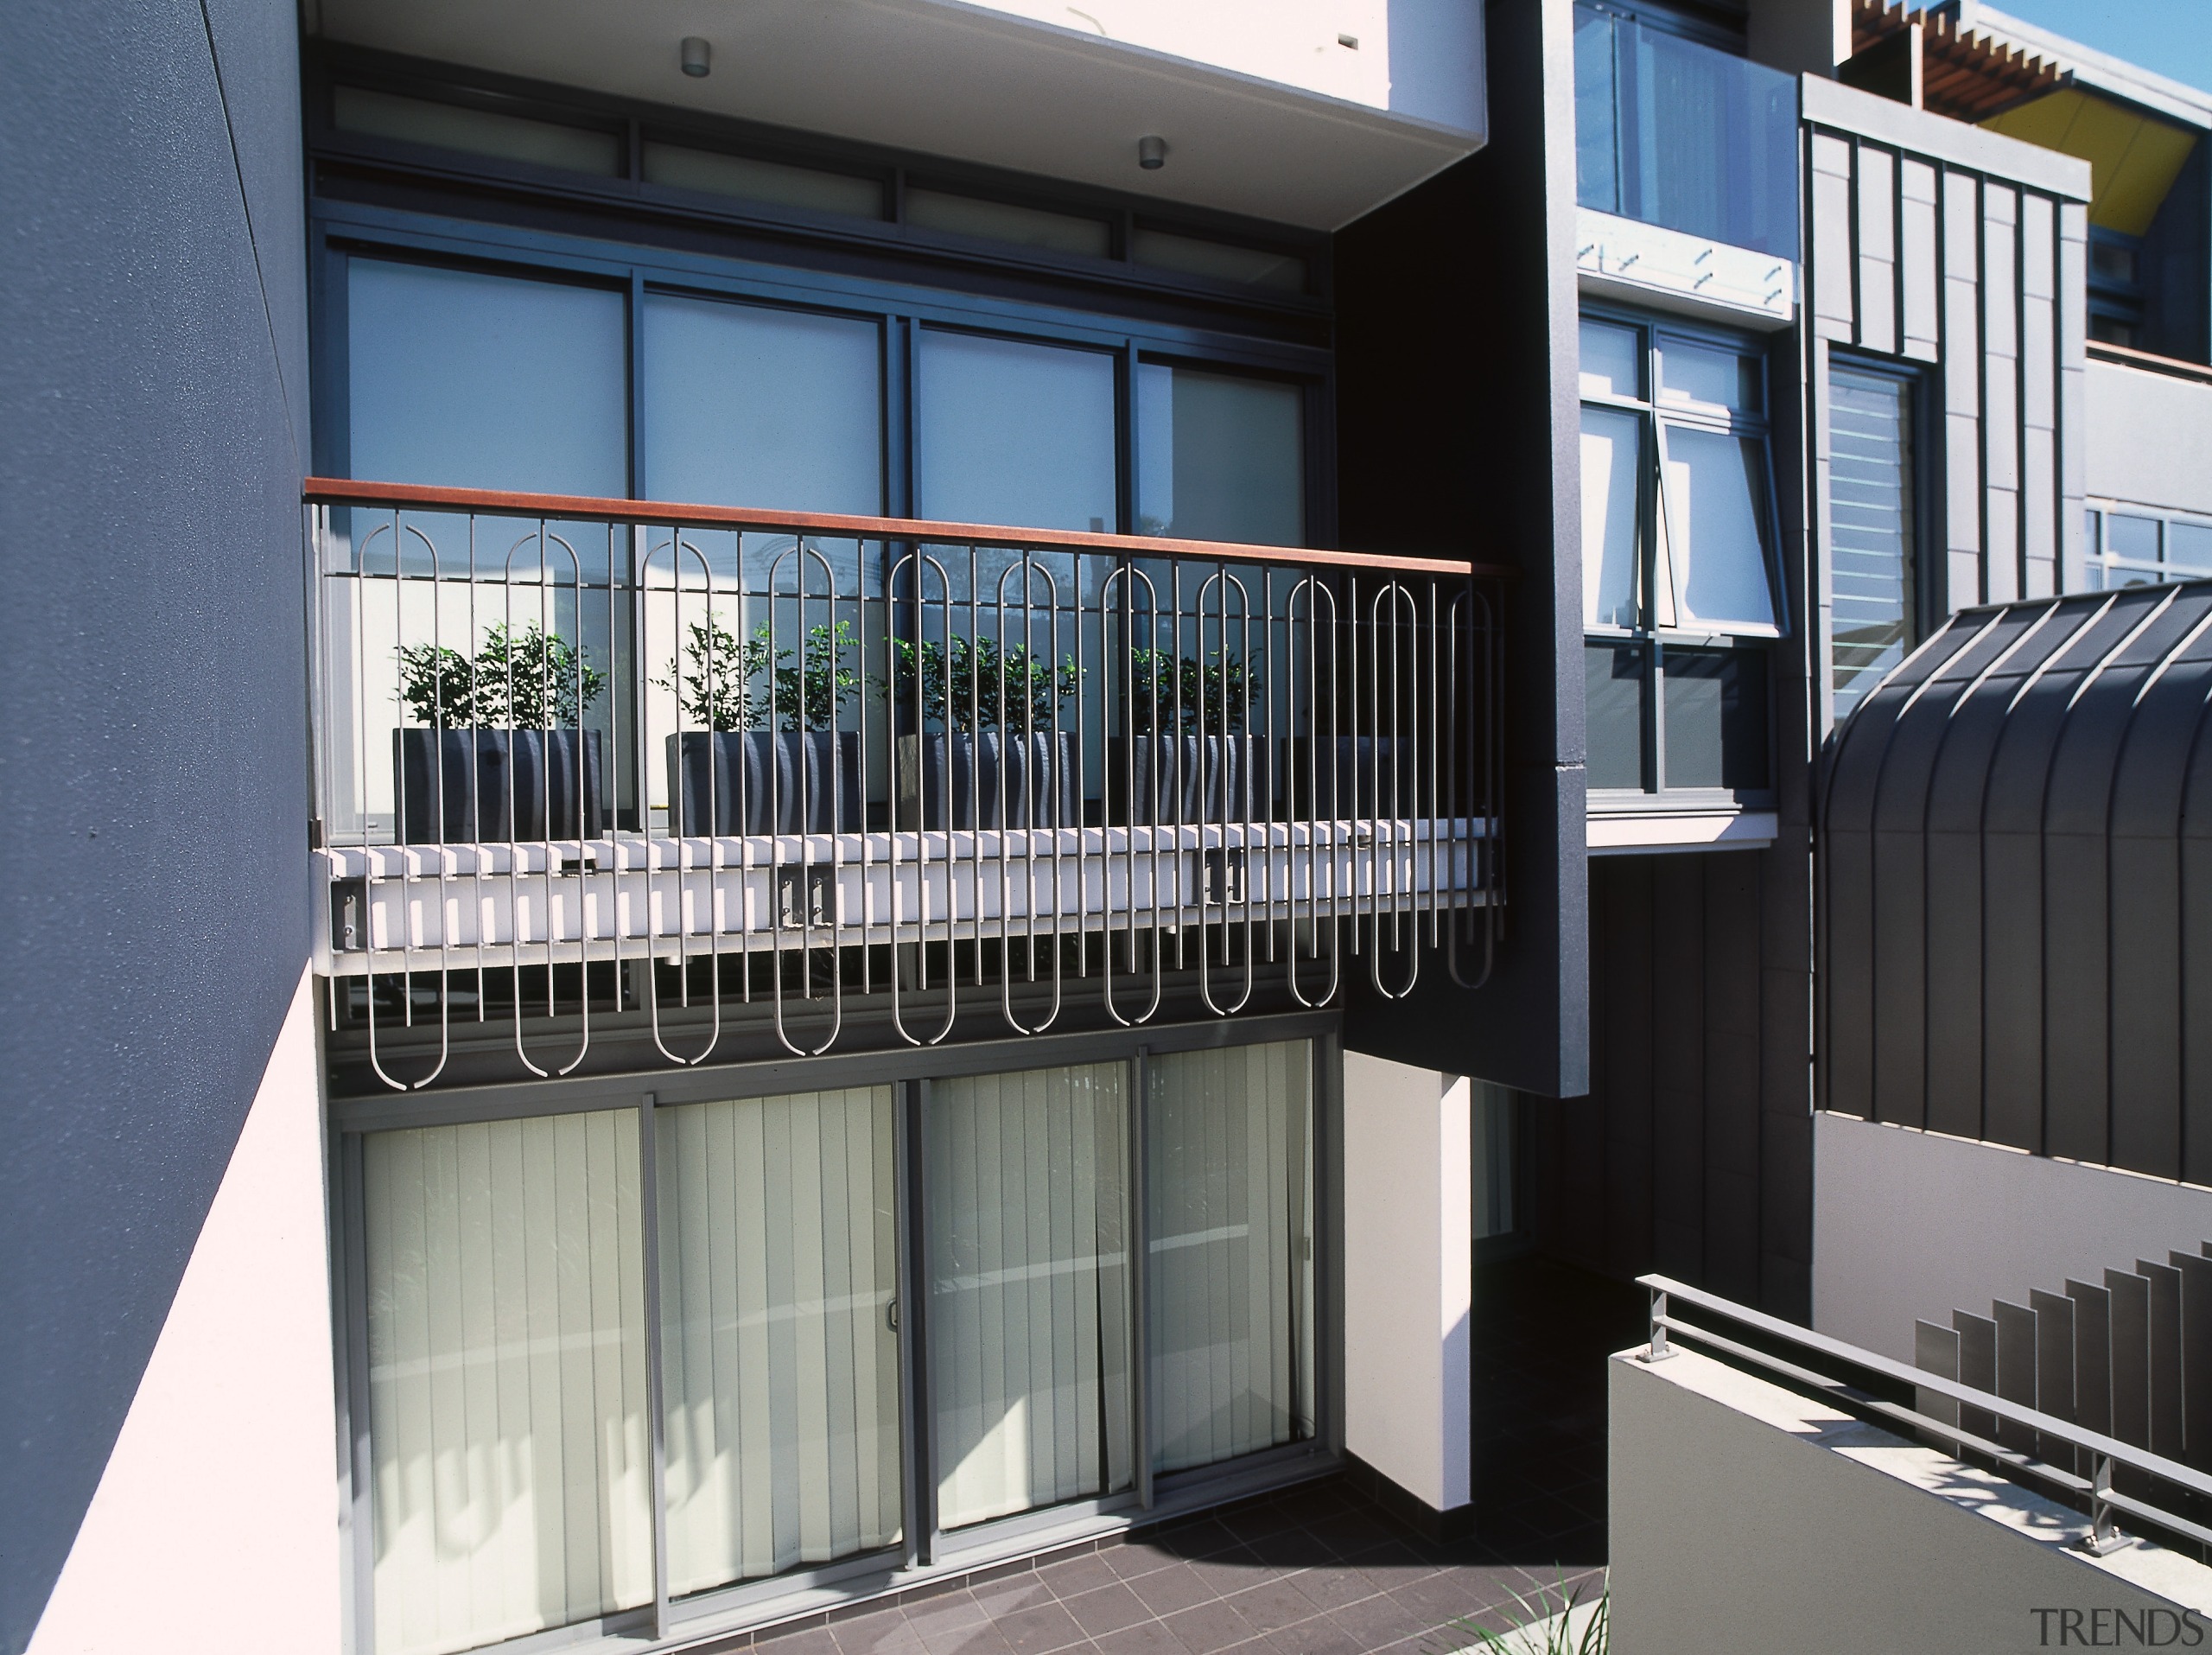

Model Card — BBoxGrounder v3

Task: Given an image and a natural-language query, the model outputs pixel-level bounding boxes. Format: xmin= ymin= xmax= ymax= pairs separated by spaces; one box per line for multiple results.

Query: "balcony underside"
xmin=319 ymin=818 xmax=1493 ymax=976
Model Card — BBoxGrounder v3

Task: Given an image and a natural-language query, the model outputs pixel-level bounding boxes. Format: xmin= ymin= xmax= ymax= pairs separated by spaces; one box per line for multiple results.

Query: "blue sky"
xmin=1989 ymin=0 xmax=2212 ymax=99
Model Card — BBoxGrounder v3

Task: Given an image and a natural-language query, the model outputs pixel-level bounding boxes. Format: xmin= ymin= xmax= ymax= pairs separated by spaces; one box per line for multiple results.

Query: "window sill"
xmin=1586 ymin=806 xmax=1777 ymax=856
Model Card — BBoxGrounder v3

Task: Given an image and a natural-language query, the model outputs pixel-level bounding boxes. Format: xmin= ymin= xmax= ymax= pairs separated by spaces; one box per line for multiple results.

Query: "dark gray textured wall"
xmin=1535 ymin=850 xmax=1815 ymax=1321
xmin=0 ymin=0 xmax=308 ymax=1645
xmin=1334 ymin=0 xmax=1590 ymax=1098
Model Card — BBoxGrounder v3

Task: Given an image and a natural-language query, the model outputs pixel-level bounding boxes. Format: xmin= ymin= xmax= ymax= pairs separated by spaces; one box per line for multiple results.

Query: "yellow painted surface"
xmin=1982 ymin=88 xmax=2199 ymax=236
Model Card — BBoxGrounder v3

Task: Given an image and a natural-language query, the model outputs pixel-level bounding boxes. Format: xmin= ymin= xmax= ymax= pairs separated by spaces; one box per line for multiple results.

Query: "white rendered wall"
xmin=30 ymin=971 xmax=341 ymax=1655
xmin=2088 ymin=360 xmax=2212 ymax=517
xmin=1814 ymin=1111 xmax=2212 ymax=1361
xmin=1342 ymin=1052 xmax=1472 ymax=1513
xmin=1611 ymin=1346 xmax=2212 ymax=1654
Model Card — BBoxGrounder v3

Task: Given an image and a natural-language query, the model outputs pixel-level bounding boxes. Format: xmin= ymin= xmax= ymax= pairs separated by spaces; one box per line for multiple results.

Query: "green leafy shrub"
xmin=1124 ymin=646 xmax=1263 ymax=735
xmin=397 ymin=622 xmax=605 ymax=728
xmin=655 ymin=614 xmax=862 ymax=731
xmin=887 ymin=635 xmax=1082 ymax=733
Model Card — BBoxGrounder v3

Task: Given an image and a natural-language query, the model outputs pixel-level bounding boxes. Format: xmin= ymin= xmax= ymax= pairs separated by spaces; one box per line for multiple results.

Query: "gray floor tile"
xmin=1058 ymin=1582 xmax=1154 ymax=1639
xmin=990 ymin=1601 xmax=1090 ymax=1655
xmin=1122 ymin=1563 xmax=1220 ymax=1619
xmin=1160 ymin=1599 xmax=1262 ymax=1655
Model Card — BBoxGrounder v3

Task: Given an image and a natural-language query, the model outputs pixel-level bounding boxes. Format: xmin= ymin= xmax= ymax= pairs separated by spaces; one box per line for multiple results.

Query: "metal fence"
xmin=307 ymin=480 xmax=1508 ymax=1087
xmin=1639 ymin=1273 xmax=2212 ymax=1561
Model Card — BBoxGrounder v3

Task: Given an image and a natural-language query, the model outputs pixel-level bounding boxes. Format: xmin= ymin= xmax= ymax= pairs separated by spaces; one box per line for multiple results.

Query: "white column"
xmin=1341 ymin=1052 xmax=1473 ymax=1515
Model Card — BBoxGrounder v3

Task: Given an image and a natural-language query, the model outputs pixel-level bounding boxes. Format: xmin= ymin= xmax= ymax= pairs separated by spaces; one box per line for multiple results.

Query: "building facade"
xmin=5 ymin=1 xmax=2210 ymax=1652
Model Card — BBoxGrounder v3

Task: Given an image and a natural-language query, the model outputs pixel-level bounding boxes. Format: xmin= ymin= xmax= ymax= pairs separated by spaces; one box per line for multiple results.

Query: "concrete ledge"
xmin=1611 ymin=1346 xmax=2212 ymax=1655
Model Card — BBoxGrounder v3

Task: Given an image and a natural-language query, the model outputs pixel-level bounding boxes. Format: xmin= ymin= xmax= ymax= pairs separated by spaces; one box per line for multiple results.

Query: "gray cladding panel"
xmin=0 ymin=0 xmax=309 ymax=1642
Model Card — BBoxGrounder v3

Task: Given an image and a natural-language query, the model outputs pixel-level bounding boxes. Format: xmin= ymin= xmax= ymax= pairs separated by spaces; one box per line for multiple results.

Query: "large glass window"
xmin=1829 ymin=365 xmax=1918 ymax=720
xmin=2084 ymin=504 xmax=2212 ymax=590
xmin=347 ymin=1039 xmax=1323 ymax=1655
xmin=362 ymin=1111 xmax=653 ymax=1655
xmin=928 ymin=1061 xmax=1134 ymax=1527
xmin=1579 ymin=311 xmax=1777 ymax=797
xmin=655 ymin=1087 xmax=903 ymax=1595
xmin=1135 ymin=363 xmax=1304 ymax=545
xmin=347 ymin=259 xmax=627 ymax=496
xmin=1146 ymin=1041 xmax=1315 ymax=1474
xmin=917 ymin=331 xmax=1118 ymax=533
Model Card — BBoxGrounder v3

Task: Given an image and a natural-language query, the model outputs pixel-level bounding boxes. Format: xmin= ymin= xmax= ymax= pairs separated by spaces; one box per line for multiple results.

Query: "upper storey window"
xmin=1571 ymin=2 xmax=1798 ymax=262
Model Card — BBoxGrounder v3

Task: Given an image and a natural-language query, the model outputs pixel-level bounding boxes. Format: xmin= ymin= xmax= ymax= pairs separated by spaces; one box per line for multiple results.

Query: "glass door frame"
xmin=330 ymin=1011 xmax=1343 ymax=1655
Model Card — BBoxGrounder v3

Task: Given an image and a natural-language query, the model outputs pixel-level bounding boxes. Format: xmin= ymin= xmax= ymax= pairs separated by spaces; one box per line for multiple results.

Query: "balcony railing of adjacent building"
xmin=306 ymin=481 xmax=1508 ymax=1087
xmin=1573 ymin=2 xmax=1800 ymax=263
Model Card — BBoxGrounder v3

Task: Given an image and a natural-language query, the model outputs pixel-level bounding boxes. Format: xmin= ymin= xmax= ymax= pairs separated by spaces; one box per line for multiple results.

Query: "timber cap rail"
xmin=307 ymin=480 xmax=1508 ymax=1088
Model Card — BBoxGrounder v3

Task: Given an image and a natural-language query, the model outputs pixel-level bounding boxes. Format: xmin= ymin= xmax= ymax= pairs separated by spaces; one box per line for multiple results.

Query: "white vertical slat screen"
xmin=930 ymin=1062 xmax=1133 ymax=1529
xmin=363 ymin=1109 xmax=653 ymax=1655
xmin=1146 ymin=1041 xmax=1314 ymax=1474
xmin=654 ymin=1086 xmax=903 ymax=1595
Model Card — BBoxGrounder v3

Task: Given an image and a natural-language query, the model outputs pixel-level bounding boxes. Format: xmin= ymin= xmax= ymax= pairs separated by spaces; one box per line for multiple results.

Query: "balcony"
xmin=1573 ymin=4 xmax=1798 ymax=262
xmin=307 ymin=481 xmax=1506 ymax=1085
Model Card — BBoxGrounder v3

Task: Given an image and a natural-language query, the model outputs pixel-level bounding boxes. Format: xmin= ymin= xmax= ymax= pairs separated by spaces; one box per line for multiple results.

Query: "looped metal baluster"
xmin=888 ymin=547 xmax=957 ymax=1045
xmin=1100 ymin=562 xmax=1164 ymax=1027
xmin=1367 ymin=578 xmax=1422 ymax=1000
xmin=766 ymin=537 xmax=846 ymax=1057
xmin=1285 ymin=573 xmax=1339 ymax=1009
xmin=639 ymin=529 xmax=723 ymax=1066
xmin=997 ymin=551 xmax=1065 ymax=1036
xmin=1196 ymin=564 xmax=1255 ymax=1017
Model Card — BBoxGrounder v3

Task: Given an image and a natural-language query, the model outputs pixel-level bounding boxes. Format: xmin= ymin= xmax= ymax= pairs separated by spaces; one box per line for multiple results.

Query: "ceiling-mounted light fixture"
xmin=1138 ymin=135 xmax=1166 ymax=170
xmin=680 ymin=36 xmax=712 ymax=77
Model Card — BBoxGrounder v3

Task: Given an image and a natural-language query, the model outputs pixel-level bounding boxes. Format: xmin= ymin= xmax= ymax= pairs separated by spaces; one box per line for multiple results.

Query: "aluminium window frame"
xmin=329 ymin=1011 xmax=1344 ymax=1655
xmin=1579 ymin=304 xmax=1785 ymax=807
xmin=1824 ymin=351 xmax=1934 ymax=721
xmin=2083 ymin=498 xmax=2212 ymax=589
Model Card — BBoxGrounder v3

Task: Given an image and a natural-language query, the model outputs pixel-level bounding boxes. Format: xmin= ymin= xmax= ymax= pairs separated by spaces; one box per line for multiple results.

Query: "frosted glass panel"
xmin=1581 ymin=405 xmax=1643 ymax=628
xmin=642 ymin=143 xmax=882 ymax=220
xmin=930 ymin=1062 xmax=1132 ymax=1528
xmin=1579 ymin=319 xmax=1642 ymax=400
xmin=1147 ymin=1041 xmax=1314 ymax=1474
xmin=918 ymin=332 xmax=1116 ymax=532
xmin=1660 ymin=339 xmax=1759 ymax=417
xmin=642 ymin=294 xmax=883 ymax=513
xmin=363 ymin=1111 xmax=652 ymax=1655
xmin=347 ymin=258 xmax=626 ymax=496
xmin=656 ymin=1088 xmax=902 ymax=1595
xmin=1662 ymin=425 xmax=1776 ymax=629
xmin=334 ymin=86 xmax=621 ymax=177
xmin=1136 ymin=363 xmax=1303 ymax=545
xmin=906 ymin=190 xmax=1111 ymax=259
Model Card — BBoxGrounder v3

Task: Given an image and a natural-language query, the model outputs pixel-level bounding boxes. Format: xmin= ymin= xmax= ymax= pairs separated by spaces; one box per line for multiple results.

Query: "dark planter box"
xmin=667 ymin=730 xmax=863 ymax=835
xmin=394 ymin=728 xmax=604 ymax=844
xmin=895 ymin=732 xmax=1080 ymax=830
xmin=1106 ymin=734 xmax=1271 ymax=826
xmin=1281 ymin=735 xmax=1425 ymax=819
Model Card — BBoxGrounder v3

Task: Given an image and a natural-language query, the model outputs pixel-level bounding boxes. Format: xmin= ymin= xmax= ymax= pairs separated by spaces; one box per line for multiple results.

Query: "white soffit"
xmin=1588 ymin=809 xmax=1779 ymax=855
xmin=1576 ymin=207 xmax=1796 ymax=330
xmin=310 ymin=0 xmax=1487 ymax=232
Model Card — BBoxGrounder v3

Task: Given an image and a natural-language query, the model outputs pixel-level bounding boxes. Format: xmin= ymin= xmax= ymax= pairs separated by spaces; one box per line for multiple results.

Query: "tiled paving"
xmin=747 ymin=1256 xmax=1640 ymax=1655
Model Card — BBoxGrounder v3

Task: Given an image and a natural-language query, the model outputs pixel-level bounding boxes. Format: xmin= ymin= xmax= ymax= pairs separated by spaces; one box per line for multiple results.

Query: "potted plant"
xmin=888 ymin=633 xmax=1083 ymax=830
xmin=393 ymin=622 xmax=606 ymax=843
xmin=657 ymin=614 xmax=863 ymax=835
xmin=1109 ymin=646 xmax=1270 ymax=825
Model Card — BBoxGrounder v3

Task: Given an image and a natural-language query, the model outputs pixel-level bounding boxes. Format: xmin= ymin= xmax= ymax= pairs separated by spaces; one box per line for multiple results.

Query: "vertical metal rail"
xmin=997 ymin=554 xmax=1065 ymax=1034
xmin=639 ymin=531 xmax=722 ymax=1066
xmin=767 ymin=538 xmax=844 ymax=1056
xmin=887 ymin=548 xmax=957 ymax=1046
xmin=637 ymin=1092 xmax=671 ymax=1639
xmin=1130 ymin=1044 xmax=1154 ymax=1510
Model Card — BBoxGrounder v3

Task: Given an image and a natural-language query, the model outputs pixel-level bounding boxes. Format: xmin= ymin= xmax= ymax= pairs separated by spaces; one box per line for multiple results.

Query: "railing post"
xmin=1641 ymin=1284 xmax=1675 ymax=1363
xmin=2084 ymin=1452 xmax=2119 ymax=1556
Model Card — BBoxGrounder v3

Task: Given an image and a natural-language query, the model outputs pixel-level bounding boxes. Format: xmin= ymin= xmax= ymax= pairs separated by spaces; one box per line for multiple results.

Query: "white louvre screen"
xmin=362 ymin=1110 xmax=653 ymax=1655
xmin=655 ymin=1087 xmax=904 ymax=1595
xmin=1146 ymin=1041 xmax=1315 ymax=1474
xmin=929 ymin=1062 xmax=1132 ymax=1528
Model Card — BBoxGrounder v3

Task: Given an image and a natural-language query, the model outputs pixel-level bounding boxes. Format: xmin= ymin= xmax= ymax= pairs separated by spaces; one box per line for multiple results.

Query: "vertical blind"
xmin=1146 ymin=1041 xmax=1314 ymax=1474
xmin=363 ymin=1110 xmax=653 ymax=1655
xmin=929 ymin=1062 xmax=1133 ymax=1528
xmin=655 ymin=1087 xmax=903 ymax=1596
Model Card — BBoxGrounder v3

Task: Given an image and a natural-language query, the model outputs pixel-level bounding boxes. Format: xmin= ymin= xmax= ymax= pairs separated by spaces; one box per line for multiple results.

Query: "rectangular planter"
xmin=1105 ymin=734 xmax=1271 ymax=826
xmin=394 ymin=728 xmax=604 ymax=844
xmin=1281 ymin=735 xmax=1425 ymax=820
xmin=894 ymin=731 xmax=1081 ymax=831
xmin=666 ymin=730 xmax=863 ymax=835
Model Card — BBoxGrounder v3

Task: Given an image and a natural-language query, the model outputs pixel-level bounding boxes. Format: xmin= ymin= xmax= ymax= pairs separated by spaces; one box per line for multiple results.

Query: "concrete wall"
xmin=29 ymin=977 xmax=340 ymax=1655
xmin=0 ymin=0 xmax=314 ymax=1645
xmin=2087 ymin=359 xmax=2212 ymax=517
xmin=1342 ymin=1053 xmax=1473 ymax=1516
xmin=1611 ymin=1346 xmax=2212 ymax=1655
xmin=1813 ymin=1111 xmax=2212 ymax=1361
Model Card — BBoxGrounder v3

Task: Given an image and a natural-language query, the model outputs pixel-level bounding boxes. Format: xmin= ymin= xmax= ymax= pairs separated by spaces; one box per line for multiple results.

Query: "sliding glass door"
xmin=927 ymin=1061 xmax=1134 ymax=1527
xmin=350 ymin=1037 xmax=1321 ymax=1655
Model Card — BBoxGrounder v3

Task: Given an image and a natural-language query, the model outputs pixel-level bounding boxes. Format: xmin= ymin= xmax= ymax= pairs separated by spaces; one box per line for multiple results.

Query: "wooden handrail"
xmin=302 ymin=477 xmax=1514 ymax=581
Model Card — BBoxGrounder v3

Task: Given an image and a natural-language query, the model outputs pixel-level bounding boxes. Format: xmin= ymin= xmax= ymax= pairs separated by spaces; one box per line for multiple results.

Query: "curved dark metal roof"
xmin=1819 ymin=581 xmax=2212 ymax=1184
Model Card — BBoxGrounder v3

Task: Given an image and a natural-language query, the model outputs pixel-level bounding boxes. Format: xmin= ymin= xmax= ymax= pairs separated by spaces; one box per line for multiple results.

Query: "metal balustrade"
xmin=1640 ymin=1274 xmax=2212 ymax=1562
xmin=306 ymin=480 xmax=1509 ymax=1087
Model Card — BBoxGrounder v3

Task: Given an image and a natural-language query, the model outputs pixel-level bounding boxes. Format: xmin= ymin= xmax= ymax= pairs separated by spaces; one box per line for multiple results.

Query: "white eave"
xmin=308 ymin=0 xmax=1488 ymax=232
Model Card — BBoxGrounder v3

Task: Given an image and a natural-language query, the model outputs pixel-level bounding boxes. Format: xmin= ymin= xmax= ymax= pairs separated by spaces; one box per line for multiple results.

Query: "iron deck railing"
xmin=307 ymin=481 xmax=1509 ymax=1087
